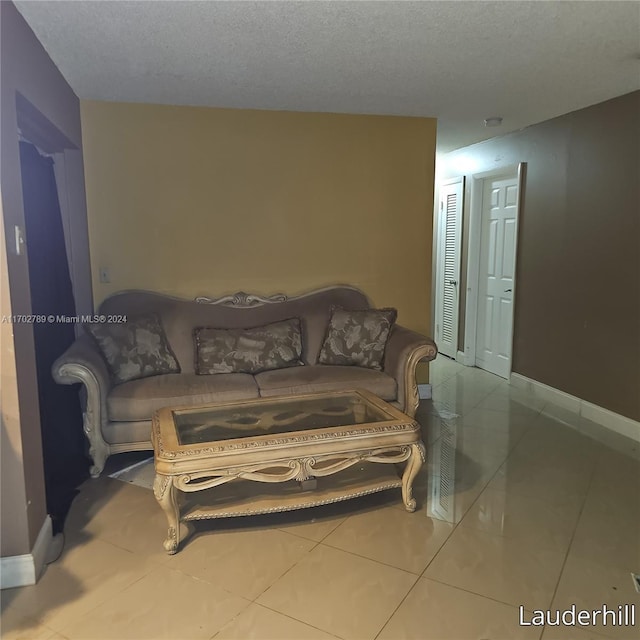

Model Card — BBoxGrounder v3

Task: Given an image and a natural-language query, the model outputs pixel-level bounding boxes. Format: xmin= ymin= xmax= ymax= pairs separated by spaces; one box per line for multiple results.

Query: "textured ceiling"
xmin=14 ymin=0 xmax=640 ymax=152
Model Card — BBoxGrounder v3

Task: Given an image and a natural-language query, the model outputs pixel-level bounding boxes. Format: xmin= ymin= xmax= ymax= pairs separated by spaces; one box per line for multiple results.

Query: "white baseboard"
xmin=1 ymin=515 xmax=52 ymax=589
xmin=510 ymin=373 xmax=640 ymax=442
xmin=456 ymin=350 xmax=476 ymax=366
xmin=418 ymin=383 xmax=432 ymax=400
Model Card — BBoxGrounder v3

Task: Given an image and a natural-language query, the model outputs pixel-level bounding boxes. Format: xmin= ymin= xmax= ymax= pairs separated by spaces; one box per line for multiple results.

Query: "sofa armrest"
xmin=384 ymin=326 xmax=438 ymax=418
xmin=52 ymin=334 xmax=112 ymax=477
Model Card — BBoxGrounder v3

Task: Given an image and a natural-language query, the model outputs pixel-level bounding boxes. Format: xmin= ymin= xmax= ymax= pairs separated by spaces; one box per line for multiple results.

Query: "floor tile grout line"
xmin=374 ymin=571 xmax=545 ymax=640
xmin=49 ymin=544 xmax=164 ymax=637
xmin=452 ymin=509 xmax=579 ymax=557
xmin=80 ymin=531 xmax=172 ymax=567
xmin=312 ymin=539 xmax=426 ymax=578
xmin=248 ymin=538 xmax=322 ymax=603
xmin=251 ymin=537 xmax=415 ymax=640
xmin=417 ymin=430 xmax=516 ymax=581
xmin=209 ymin=597 xmax=346 ymax=640
xmin=544 ymin=458 xmax=600 ymax=613
xmin=414 ymin=573 xmax=545 ymax=615
xmin=275 ymin=511 xmax=347 ymax=545
xmin=244 ymin=602 xmax=348 ymax=640
xmin=207 ymin=596 xmax=254 ymax=640
xmin=199 ymin=543 xmax=316 ymax=640
xmin=372 ymin=574 xmax=421 ymax=640
xmin=154 ymin=525 xmax=321 ymax=601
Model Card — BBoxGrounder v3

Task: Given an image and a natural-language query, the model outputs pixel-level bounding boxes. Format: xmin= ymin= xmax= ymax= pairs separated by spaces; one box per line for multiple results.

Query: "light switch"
xmin=14 ymin=225 xmax=25 ymax=255
xmin=99 ymin=267 xmax=110 ymax=283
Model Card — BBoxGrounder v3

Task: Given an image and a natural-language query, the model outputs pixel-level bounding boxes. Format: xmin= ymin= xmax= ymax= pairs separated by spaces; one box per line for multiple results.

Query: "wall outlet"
xmin=99 ymin=267 xmax=110 ymax=283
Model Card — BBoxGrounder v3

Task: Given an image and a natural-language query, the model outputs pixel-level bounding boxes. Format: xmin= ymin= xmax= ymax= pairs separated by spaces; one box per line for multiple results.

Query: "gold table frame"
xmin=152 ymin=389 xmax=425 ymax=554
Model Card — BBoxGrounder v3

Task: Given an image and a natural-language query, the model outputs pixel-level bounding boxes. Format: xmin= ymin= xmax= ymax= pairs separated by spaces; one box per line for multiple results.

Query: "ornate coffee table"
xmin=152 ymin=389 xmax=425 ymax=554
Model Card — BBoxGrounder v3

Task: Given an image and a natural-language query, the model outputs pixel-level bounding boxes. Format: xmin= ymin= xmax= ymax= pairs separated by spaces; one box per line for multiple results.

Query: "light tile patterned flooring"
xmin=2 ymin=357 xmax=639 ymax=639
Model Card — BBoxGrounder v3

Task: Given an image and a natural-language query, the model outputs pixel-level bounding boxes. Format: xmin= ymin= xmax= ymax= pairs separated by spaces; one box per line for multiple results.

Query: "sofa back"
xmin=99 ymin=286 xmax=371 ymax=374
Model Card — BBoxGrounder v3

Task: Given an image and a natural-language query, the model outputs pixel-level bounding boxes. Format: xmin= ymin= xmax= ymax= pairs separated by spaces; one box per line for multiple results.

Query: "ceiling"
xmin=14 ymin=0 xmax=640 ymax=152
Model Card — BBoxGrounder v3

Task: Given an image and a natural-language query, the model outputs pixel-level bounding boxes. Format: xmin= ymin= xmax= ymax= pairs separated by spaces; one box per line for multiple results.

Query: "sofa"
xmin=52 ymin=285 xmax=437 ymax=476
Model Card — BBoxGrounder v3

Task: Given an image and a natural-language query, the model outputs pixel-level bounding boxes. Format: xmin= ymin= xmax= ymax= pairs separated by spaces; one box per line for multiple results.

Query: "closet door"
xmin=435 ymin=178 xmax=463 ymax=359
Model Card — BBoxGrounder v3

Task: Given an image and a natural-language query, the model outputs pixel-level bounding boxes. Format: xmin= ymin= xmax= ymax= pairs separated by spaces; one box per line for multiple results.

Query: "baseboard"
xmin=510 ymin=373 xmax=640 ymax=442
xmin=1 ymin=515 xmax=51 ymax=589
xmin=510 ymin=373 xmax=580 ymax=411
xmin=418 ymin=383 xmax=432 ymax=400
xmin=455 ymin=349 xmax=476 ymax=366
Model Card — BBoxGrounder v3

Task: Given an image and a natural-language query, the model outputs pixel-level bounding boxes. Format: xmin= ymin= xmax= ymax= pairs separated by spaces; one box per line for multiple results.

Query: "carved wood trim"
xmin=193 ymin=284 xmax=370 ymax=307
xmin=98 ymin=284 xmax=371 ymax=310
xmin=181 ymin=481 xmax=403 ymax=520
xmin=154 ymin=419 xmax=416 ymax=460
xmin=194 ymin=291 xmax=288 ymax=307
xmin=403 ymin=343 xmax=438 ymax=418
xmin=54 ymin=362 xmax=111 ymax=477
xmin=153 ymin=474 xmax=172 ymax=501
xmin=169 ymin=446 xmax=412 ymax=493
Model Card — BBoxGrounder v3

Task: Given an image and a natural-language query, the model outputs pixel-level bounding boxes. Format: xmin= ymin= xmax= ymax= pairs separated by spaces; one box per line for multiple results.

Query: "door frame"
xmin=16 ymin=92 xmax=94 ymax=328
xmin=434 ymin=176 xmax=464 ymax=359
xmin=462 ymin=162 xmax=526 ymax=373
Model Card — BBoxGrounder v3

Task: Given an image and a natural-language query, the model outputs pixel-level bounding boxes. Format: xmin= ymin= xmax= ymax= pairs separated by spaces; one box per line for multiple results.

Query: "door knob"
xmin=504 ymin=288 xmax=512 ymax=293
xmin=448 ymin=280 xmax=458 ymax=285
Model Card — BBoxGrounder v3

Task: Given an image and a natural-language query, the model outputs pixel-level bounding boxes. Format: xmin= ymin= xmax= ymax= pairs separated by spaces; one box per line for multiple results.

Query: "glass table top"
xmin=172 ymin=392 xmax=394 ymax=446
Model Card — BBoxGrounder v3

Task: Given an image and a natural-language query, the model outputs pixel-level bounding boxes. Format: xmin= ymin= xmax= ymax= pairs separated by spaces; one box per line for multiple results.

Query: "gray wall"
xmin=441 ymin=91 xmax=640 ymax=422
xmin=0 ymin=1 xmax=90 ymax=555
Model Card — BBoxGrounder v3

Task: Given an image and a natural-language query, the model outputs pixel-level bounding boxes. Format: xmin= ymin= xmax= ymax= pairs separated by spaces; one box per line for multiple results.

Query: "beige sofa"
xmin=53 ymin=285 xmax=437 ymax=476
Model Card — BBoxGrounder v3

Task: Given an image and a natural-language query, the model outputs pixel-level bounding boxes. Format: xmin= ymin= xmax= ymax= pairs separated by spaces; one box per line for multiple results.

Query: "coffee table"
xmin=151 ymin=389 xmax=425 ymax=554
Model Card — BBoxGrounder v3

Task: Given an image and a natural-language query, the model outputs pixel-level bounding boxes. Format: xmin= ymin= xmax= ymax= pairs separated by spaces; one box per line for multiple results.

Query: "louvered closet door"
xmin=435 ymin=179 xmax=463 ymax=359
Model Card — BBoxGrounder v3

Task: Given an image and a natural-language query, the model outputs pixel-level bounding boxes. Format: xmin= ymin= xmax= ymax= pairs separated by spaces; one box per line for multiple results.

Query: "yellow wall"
xmin=80 ymin=102 xmax=436 ymax=340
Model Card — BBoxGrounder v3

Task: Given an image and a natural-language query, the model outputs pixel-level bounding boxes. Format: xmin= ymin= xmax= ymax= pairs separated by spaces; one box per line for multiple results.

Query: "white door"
xmin=434 ymin=179 xmax=463 ymax=359
xmin=475 ymin=175 xmax=519 ymax=378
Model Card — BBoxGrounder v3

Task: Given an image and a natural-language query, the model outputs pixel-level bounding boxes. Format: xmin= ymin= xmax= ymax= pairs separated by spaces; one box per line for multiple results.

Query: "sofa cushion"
xmin=195 ymin=318 xmax=303 ymax=375
xmin=102 ymin=419 xmax=154 ymax=446
xmin=107 ymin=373 xmax=259 ymax=422
xmin=255 ymin=365 xmax=397 ymax=401
xmin=98 ymin=287 xmax=372 ymax=371
xmin=85 ymin=313 xmax=180 ymax=384
xmin=318 ymin=307 xmax=397 ymax=370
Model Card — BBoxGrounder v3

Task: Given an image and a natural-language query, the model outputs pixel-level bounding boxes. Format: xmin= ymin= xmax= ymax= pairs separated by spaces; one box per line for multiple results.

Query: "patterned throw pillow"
xmin=195 ymin=318 xmax=303 ymax=375
xmin=85 ymin=313 xmax=180 ymax=384
xmin=318 ymin=307 xmax=397 ymax=370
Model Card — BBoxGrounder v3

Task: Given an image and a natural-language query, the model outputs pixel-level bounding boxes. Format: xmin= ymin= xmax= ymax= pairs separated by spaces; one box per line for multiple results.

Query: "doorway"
xmin=464 ymin=164 xmax=525 ymax=379
xmin=18 ymin=139 xmax=89 ymax=533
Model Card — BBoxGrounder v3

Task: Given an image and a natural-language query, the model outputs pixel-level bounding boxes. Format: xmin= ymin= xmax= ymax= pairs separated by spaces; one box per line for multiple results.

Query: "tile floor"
xmin=2 ymin=357 xmax=639 ymax=640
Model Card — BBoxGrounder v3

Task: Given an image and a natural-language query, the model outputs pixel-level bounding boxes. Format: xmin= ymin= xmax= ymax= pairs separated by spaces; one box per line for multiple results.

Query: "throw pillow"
xmin=318 ymin=307 xmax=397 ymax=370
xmin=195 ymin=318 xmax=303 ymax=375
xmin=85 ymin=313 xmax=180 ymax=384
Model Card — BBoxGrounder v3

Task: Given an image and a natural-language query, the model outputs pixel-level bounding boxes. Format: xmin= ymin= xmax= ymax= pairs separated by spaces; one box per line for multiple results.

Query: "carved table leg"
xmin=402 ymin=442 xmax=426 ymax=512
xmin=153 ymin=474 xmax=180 ymax=554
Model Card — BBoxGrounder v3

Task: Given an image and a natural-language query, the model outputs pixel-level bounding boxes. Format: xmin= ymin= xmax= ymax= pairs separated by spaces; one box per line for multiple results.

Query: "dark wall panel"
xmin=442 ymin=91 xmax=640 ymax=421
